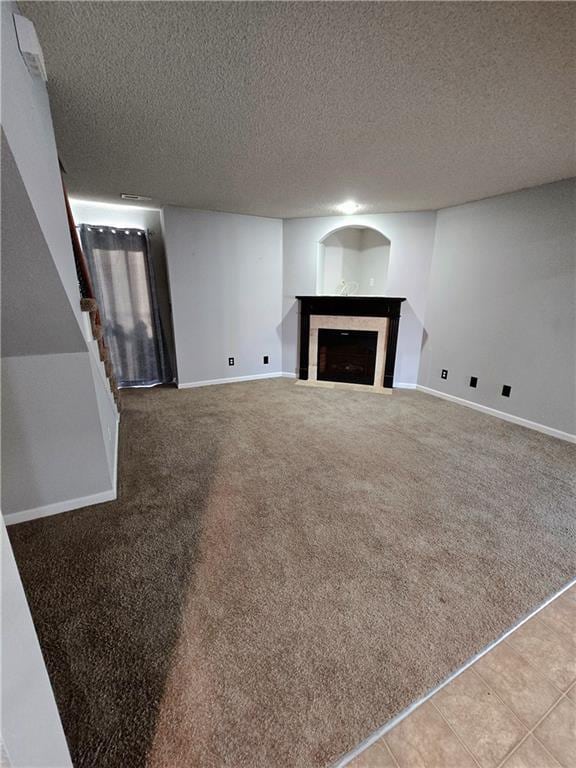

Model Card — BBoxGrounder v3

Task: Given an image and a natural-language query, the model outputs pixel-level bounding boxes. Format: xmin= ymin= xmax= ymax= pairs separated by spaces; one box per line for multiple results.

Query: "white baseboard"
xmin=416 ymin=385 xmax=575 ymax=443
xmin=111 ymin=415 xmax=119 ymax=497
xmin=4 ymin=488 xmax=117 ymax=526
xmin=4 ymin=419 xmax=120 ymax=527
xmin=178 ymin=372 xmax=295 ymax=388
xmin=393 ymin=382 xmax=417 ymax=389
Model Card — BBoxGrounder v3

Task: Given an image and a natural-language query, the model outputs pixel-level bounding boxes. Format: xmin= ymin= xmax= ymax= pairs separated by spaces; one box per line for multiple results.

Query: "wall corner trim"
xmin=111 ymin=414 xmax=119 ymax=496
xmin=3 ymin=418 xmax=119 ymax=526
xmin=3 ymin=489 xmax=117 ymax=526
xmin=416 ymin=385 xmax=576 ymax=443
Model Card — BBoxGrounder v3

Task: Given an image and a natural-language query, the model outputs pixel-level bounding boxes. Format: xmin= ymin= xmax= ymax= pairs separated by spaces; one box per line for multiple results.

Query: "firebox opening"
xmin=317 ymin=328 xmax=378 ymax=385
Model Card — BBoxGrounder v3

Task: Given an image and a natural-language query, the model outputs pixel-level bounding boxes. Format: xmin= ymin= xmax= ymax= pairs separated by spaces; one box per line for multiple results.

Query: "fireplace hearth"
xmin=317 ymin=329 xmax=378 ymax=385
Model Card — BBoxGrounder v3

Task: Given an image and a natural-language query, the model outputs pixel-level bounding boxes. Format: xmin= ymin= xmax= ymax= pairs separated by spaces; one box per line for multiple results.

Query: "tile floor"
xmin=348 ymin=584 xmax=576 ymax=768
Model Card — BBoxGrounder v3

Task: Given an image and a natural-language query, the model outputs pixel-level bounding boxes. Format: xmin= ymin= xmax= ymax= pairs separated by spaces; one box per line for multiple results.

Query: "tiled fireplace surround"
xmin=308 ymin=315 xmax=390 ymax=387
xmin=297 ymin=296 xmax=406 ymax=389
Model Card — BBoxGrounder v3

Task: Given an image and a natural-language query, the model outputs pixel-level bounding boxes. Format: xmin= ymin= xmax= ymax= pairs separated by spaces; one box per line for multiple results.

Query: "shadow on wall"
xmin=281 ymin=299 xmax=300 ymax=374
xmin=8 ymin=386 xmax=222 ymax=768
xmin=394 ymin=300 xmax=424 ymax=385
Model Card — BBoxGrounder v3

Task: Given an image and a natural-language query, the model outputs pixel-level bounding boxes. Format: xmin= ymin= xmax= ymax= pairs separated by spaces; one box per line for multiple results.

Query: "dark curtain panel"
xmin=79 ymin=224 xmax=171 ymax=387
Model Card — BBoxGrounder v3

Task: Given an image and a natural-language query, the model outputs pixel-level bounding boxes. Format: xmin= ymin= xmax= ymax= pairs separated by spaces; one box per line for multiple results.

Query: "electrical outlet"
xmin=441 ymin=369 xmax=448 ymax=380
xmin=369 ymin=277 xmax=375 ymax=287
xmin=228 ymin=357 xmax=234 ymax=366
xmin=263 ymin=355 xmax=269 ymax=364
xmin=502 ymin=385 xmax=511 ymax=397
xmin=469 ymin=376 xmax=478 ymax=388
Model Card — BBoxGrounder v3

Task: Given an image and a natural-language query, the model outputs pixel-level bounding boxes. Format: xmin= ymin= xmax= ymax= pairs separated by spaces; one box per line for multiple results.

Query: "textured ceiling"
xmin=21 ymin=1 xmax=576 ymax=218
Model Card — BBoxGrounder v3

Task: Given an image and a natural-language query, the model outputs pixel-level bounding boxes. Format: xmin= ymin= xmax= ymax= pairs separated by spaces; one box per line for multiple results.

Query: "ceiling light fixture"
xmin=336 ymin=200 xmax=361 ymax=215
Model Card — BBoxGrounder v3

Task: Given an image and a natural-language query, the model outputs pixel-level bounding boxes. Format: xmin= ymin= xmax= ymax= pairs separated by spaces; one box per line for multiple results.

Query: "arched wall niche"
xmin=316 ymin=225 xmax=391 ymax=296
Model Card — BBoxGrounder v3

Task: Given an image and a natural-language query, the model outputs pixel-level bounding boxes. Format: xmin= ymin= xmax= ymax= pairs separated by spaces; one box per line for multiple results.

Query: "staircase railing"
xmin=61 ymin=177 xmax=120 ymax=410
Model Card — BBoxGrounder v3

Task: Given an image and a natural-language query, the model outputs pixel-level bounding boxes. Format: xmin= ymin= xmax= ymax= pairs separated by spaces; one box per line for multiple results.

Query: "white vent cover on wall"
xmin=121 ymin=193 xmax=152 ymax=201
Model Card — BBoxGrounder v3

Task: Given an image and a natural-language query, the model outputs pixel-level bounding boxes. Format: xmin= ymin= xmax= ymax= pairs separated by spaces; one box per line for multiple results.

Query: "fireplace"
xmin=317 ymin=329 xmax=378 ymax=385
xmin=296 ymin=296 xmax=406 ymax=388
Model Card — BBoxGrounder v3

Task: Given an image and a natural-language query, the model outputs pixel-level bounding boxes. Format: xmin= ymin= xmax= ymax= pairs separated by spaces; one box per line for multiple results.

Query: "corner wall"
xmin=418 ymin=179 xmax=576 ymax=435
xmin=1 ymin=3 xmax=81 ymax=328
xmin=1 ymin=2 xmax=118 ymax=522
xmin=1 ymin=520 xmax=72 ymax=767
xmin=282 ymin=212 xmax=437 ymax=385
xmin=162 ymin=207 xmax=283 ymax=385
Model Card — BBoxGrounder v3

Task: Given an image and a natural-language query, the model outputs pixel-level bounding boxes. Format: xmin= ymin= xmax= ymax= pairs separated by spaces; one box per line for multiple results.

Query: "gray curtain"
xmin=79 ymin=224 xmax=171 ymax=387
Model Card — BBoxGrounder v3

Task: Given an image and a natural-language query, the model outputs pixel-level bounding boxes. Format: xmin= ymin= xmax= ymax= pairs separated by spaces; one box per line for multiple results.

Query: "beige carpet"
xmin=8 ymin=379 xmax=575 ymax=768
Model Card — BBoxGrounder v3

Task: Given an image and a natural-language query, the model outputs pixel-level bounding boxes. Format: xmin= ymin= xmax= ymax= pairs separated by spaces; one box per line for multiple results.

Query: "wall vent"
xmin=121 ymin=193 xmax=152 ymax=201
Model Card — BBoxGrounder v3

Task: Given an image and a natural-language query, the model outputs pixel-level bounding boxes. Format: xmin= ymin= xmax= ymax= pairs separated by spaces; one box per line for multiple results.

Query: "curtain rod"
xmin=75 ymin=224 xmax=154 ymax=235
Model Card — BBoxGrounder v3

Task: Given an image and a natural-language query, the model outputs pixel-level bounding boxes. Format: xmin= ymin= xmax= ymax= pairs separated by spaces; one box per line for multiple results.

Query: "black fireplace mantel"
xmin=296 ymin=295 xmax=406 ymax=388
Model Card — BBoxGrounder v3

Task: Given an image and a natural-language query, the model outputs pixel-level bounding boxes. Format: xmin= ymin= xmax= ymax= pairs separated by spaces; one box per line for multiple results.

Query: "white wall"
xmin=1 ymin=131 xmax=86 ymax=358
xmin=162 ymin=207 xmax=283 ymax=385
xmin=1 ymin=519 xmax=72 ymax=768
xmin=2 ymin=353 xmax=115 ymax=516
xmin=419 ymin=179 xmax=576 ymax=435
xmin=320 ymin=228 xmax=359 ymax=294
xmin=359 ymin=228 xmax=390 ymax=295
xmin=282 ymin=212 xmax=437 ymax=385
xmin=1 ymin=0 xmax=118 ymax=518
xmin=162 ymin=194 xmax=573 ymax=434
xmin=1 ymin=4 xmax=82 ymax=329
